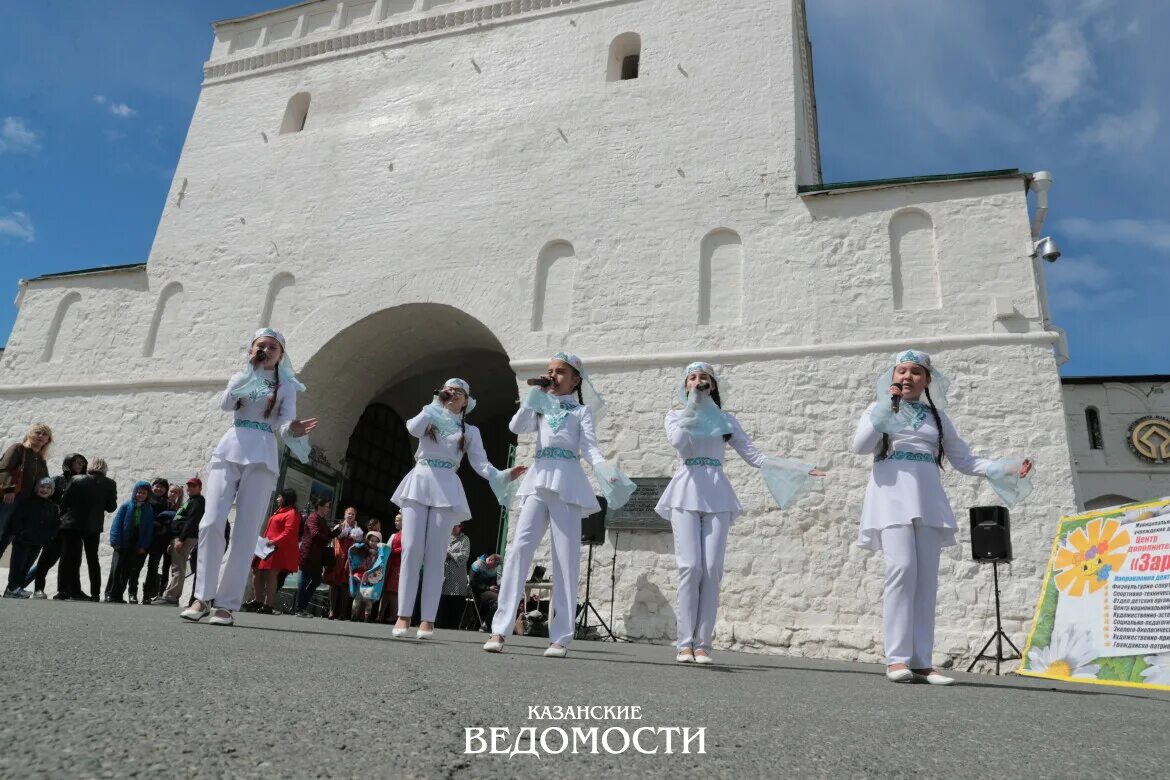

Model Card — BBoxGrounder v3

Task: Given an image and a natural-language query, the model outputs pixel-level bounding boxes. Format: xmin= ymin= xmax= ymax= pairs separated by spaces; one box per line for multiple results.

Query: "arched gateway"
xmin=293 ymin=302 xmax=518 ymax=558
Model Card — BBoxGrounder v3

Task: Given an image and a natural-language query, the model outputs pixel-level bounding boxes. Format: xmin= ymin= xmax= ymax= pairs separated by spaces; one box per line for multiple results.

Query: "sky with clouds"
xmin=1 ymin=0 xmax=1166 ymax=376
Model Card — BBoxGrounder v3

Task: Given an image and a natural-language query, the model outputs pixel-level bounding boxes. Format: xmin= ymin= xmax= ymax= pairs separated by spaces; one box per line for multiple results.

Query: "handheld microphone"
xmin=526 ymin=376 xmax=553 ymax=388
xmin=435 ymin=389 xmax=454 ymax=402
xmin=251 ymin=347 xmax=268 ymax=365
xmin=695 ymin=382 xmax=711 ymax=392
xmin=890 ymin=382 xmax=905 ymax=413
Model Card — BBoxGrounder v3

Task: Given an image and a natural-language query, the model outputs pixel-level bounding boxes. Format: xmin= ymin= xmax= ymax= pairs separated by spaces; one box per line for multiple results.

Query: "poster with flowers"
xmin=1020 ymin=497 xmax=1170 ymax=690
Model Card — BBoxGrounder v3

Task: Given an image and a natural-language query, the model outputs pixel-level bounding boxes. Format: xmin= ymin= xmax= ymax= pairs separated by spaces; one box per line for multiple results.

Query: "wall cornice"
xmin=204 ymin=0 xmax=634 ymax=84
xmin=0 ymin=331 xmax=1060 ymax=396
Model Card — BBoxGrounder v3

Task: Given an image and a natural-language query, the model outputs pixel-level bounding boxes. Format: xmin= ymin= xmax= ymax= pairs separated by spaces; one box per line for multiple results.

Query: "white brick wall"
xmin=0 ymin=0 xmax=1076 ymax=666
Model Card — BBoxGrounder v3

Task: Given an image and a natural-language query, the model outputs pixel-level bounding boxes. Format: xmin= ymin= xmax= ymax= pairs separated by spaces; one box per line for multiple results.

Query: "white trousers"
xmin=491 ymin=492 xmax=581 ymax=647
xmin=670 ymin=509 xmax=731 ymax=650
xmin=880 ymin=521 xmax=946 ymax=667
xmin=397 ymin=499 xmax=459 ymax=623
xmin=194 ymin=461 xmax=276 ymax=611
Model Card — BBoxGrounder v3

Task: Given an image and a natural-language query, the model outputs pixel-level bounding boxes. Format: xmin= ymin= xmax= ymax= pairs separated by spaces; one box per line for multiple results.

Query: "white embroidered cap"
xmin=551 ymin=351 xmax=606 ymax=418
xmin=442 ymin=378 xmax=477 ymax=414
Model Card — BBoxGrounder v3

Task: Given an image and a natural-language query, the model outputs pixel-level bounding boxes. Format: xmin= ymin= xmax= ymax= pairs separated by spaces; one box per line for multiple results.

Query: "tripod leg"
xmin=967 ymin=631 xmax=998 ymax=673
xmin=587 ymin=600 xmax=618 ymax=642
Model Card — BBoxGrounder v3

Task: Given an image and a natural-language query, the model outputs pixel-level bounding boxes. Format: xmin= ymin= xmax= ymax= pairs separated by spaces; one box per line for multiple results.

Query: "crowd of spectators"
xmin=1 ymin=423 xmax=515 ymax=633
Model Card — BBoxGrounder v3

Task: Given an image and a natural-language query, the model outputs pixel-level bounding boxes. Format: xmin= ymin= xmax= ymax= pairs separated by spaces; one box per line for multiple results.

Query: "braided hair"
xmin=708 ymin=383 xmax=733 ymax=442
xmin=426 ymin=403 xmax=469 ymax=452
xmin=876 ymin=383 xmax=945 ymax=469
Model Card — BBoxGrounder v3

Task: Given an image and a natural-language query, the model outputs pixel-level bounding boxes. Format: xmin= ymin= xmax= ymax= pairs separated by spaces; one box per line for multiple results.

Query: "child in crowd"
xmin=4 ymin=478 xmax=58 ymax=598
xmin=106 ymin=480 xmax=155 ymax=604
xmin=348 ymin=530 xmax=389 ymax=621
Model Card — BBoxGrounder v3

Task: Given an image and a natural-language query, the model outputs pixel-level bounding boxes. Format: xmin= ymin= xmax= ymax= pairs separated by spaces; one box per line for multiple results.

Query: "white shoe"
xmin=483 ymin=637 xmax=505 ymax=653
xmin=693 ymin=652 xmax=714 ymax=665
xmin=391 ymin=627 xmax=409 ymax=638
xmin=885 ymin=668 xmax=915 ymax=683
xmin=416 ymin=629 xmax=434 ymax=640
xmin=918 ymin=671 xmax=955 ymax=686
xmin=208 ymin=609 xmax=234 ymax=626
xmin=676 ymin=651 xmax=695 ymax=664
xmin=543 ymin=645 xmax=568 ymax=658
xmin=180 ymin=605 xmax=210 ymax=622
xmin=32 ymin=590 xmax=47 ymax=600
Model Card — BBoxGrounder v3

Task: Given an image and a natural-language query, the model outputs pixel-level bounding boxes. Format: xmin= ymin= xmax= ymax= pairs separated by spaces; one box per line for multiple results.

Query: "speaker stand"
xmin=576 ymin=542 xmax=619 ymax=642
xmin=967 ymin=560 xmax=1021 ymax=675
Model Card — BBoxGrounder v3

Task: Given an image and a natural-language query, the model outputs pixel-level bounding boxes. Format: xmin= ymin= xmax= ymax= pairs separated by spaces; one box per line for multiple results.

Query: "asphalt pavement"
xmin=1 ymin=599 xmax=1167 ymax=778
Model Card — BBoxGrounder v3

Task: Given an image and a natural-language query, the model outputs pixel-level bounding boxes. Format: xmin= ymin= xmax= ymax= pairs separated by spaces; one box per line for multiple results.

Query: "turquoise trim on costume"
xmin=877 ymin=451 xmax=937 ymax=464
xmin=234 ymin=419 xmax=273 ymax=434
xmin=423 ymin=400 xmax=462 ymax=438
xmin=905 ymin=401 xmax=930 ymax=431
xmin=487 ymin=468 xmax=518 ymax=508
xmin=986 ymin=458 xmax=1035 ymax=507
xmin=536 ymin=447 xmax=577 ymax=460
xmin=684 ymin=457 xmax=723 ymax=467
xmin=594 ymin=461 xmax=636 ymax=510
xmin=418 ymin=458 xmax=457 ymax=469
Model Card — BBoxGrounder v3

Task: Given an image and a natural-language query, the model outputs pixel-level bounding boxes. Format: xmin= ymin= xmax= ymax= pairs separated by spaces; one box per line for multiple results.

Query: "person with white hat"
xmin=180 ymin=328 xmax=317 ymax=627
xmin=852 ymin=349 xmax=1033 ymax=685
xmin=658 ymin=361 xmax=825 ymax=665
xmin=483 ymin=352 xmax=634 ymax=658
xmin=391 ymin=378 xmax=527 ymax=639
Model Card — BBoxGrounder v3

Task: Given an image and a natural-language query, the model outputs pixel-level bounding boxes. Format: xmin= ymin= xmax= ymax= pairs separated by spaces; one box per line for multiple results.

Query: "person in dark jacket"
xmin=142 ymin=478 xmax=172 ymax=602
xmin=3 ymin=478 xmax=58 ymax=597
xmin=0 ymin=423 xmax=52 ymax=561
xmin=293 ymin=498 xmax=337 ymax=616
xmin=20 ymin=453 xmax=87 ymax=598
xmin=152 ymin=477 xmax=206 ymax=605
xmin=105 ymin=480 xmax=154 ymax=604
xmin=57 ymin=458 xmax=118 ymax=600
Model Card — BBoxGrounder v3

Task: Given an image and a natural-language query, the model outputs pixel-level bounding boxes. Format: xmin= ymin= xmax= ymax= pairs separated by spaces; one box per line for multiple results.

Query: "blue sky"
xmin=1 ymin=0 xmax=1166 ymax=376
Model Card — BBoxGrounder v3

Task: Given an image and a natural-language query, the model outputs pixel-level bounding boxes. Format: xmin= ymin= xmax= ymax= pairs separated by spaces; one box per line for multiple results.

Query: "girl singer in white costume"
xmin=851 ymin=350 xmax=1033 ymax=685
xmin=391 ymin=378 xmax=527 ymax=639
xmin=657 ymin=362 xmax=825 ymax=665
xmin=181 ymin=328 xmax=316 ymax=627
xmin=483 ymin=352 xmax=634 ymax=658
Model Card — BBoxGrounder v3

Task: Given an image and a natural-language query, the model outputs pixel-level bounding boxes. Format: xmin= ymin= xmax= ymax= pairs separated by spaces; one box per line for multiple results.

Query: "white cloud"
xmin=94 ymin=95 xmax=136 ymax=118
xmin=0 ymin=209 xmax=35 ymax=243
xmin=1060 ymin=217 xmax=1170 ymax=253
xmin=1023 ymin=20 xmax=1094 ymax=109
xmin=0 ymin=117 xmax=41 ymax=155
xmin=1045 ymin=254 xmax=1133 ymax=312
xmin=1078 ymin=105 xmax=1159 ymax=153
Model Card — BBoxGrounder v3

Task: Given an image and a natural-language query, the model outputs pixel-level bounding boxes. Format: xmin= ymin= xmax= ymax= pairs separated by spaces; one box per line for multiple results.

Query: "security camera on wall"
xmin=1033 ymin=236 xmax=1061 ymax=262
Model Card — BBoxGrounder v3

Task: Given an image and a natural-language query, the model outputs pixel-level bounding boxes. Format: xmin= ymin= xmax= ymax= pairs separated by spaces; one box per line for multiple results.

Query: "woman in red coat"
xmin=252 ymin=488 xmax=300 ymax=614
xmin=376 ymin=512 xmax=404 ymax=623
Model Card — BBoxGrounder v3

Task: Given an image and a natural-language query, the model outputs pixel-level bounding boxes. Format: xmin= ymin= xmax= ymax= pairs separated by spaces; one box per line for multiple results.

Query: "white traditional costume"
xmin=488 ymin=352 xmax=633 ymax=652
xmin=656 ymin=362 xmax=817 ymax=655
xmin=391 ymin=378 xmax=514 ymax=631
xmin=190 ymin=328 xmax=311 ymax=616
xmin=851 ymin=350 xmax=1031 ymax=676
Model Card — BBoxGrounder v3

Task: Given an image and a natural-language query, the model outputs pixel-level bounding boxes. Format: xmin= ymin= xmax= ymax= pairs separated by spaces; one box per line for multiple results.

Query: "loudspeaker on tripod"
xmin=581 ymin=497 xmax=607 ymax=545
xmin=970 ymin=505 xmax=1012 ymax=562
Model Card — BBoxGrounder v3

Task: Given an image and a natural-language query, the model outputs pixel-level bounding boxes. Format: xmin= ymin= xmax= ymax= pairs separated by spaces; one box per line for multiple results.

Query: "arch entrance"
xmin=294 ymin=304 xmax=518 ymax=559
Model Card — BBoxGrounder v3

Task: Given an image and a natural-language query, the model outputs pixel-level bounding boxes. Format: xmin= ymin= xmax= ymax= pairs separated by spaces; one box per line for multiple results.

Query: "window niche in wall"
xmin=143 ymin=282 xmax=185 ymax=358
xmin=1086 ymin=407 xmax=1104 ymax=450
xmin=890 ymin=209 xmax=942 ymax=311
xmin=261 ymin=272 xmax=297 ymax=334
xmin=699 ymin=229 xmax=743 ymax=325
xmin=532 ymin=241 xmax=576 ymax=332
xmin=280 ymin=92 xmax=311 ymax=134
xmin=607 ymin=33 xmax=642 ymax=82
xmin=41 ymin=292 xmax=82 ymax=363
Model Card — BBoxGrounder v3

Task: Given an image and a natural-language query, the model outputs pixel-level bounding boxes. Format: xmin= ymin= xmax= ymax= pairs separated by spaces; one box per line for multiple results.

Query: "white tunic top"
xmin=510 ymin=393 xmax=606 ymax=517
xmin=391 ymin=409 xmax=500 ymax=522
xmin=211 ymin=369 xmax=298 ymax=477
xmin=851 ymin=401 xmax=994 ymax=552
xmin=655 ymin=411 xmax=766 ymax=522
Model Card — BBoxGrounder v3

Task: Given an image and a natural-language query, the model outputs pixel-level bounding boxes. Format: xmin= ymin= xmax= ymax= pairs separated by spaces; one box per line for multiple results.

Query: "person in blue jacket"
xmin=105 ymin=480 xmax=154 ymax=604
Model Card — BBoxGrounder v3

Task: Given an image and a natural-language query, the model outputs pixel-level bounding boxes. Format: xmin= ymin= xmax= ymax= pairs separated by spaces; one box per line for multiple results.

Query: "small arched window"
xmin=280 ymin=92 xmax=311 ymax=134
xmin=607 ymin=33 xmax=641 ymax=82
xmin=1086 ymin=407 xmax=1104 ymax=450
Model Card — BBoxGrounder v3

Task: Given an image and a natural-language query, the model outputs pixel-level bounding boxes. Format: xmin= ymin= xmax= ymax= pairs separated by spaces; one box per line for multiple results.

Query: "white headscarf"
xmin=441 ymin=378 xmax=477 ymax=414
xmin=677 ymin=361 xmax=727 ymax=404
xmin=552 ymin=351 xmax=606 ymax=419
xmin=874 ymin=349 xmax=950 ymax=409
